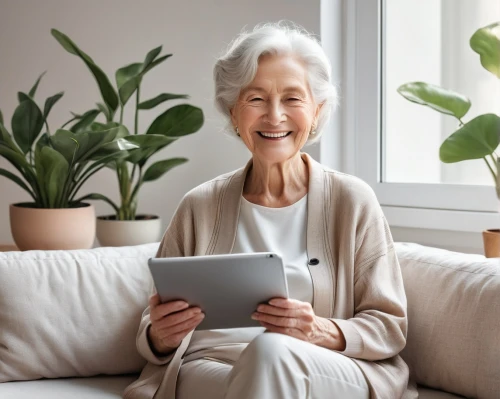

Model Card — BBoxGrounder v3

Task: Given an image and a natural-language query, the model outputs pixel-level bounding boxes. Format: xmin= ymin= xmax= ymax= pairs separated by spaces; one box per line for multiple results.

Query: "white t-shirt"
xmin=232 ymin=194 xmax=314 ymax=304
xmin=189 ymin=195 xmax=314 ymax=351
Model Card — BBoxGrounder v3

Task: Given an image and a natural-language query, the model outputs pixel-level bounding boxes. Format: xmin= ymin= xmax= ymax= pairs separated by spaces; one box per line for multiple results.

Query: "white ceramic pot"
xmin=96 ymin=215 xmax=162 ymax=247
xmin=10 ymin=203 xmax=96 ymax=250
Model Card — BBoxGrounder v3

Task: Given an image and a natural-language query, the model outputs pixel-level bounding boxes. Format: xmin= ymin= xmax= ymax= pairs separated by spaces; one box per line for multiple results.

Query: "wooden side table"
xmin=0 ymin=244 xmax=19 ymax=252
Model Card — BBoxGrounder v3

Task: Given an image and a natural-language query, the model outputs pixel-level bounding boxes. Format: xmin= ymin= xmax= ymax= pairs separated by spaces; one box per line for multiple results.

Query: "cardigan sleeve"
xmin=136 ymin=195 xmax=195 ymax=365
xmin=330 ymin=215 xmax=408 ymax=361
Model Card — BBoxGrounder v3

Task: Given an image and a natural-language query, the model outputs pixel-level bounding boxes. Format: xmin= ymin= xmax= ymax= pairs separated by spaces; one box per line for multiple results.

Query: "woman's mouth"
xmin=257 ymin=131 xmax=292 ymax=140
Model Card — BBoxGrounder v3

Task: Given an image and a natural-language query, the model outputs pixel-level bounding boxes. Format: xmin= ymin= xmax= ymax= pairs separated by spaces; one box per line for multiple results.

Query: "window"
xmin=347 ymin=0 xmax=500 ymax=231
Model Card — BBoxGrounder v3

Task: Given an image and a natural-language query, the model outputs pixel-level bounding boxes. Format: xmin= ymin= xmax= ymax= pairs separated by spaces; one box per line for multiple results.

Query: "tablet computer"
xmin=148 ymin=252 xmax=289 ymax=330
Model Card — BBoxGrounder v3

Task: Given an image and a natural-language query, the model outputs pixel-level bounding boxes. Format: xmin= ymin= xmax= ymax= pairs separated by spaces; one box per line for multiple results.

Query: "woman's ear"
xmin=314 ymin=102 xmax=324 ymax=124
xmin=230 ymin=107 xmax=237 ymax=128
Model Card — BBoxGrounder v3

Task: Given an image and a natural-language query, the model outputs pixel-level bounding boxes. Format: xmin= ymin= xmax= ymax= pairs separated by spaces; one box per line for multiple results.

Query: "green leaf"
xmin=0 ymin=109 xmax=3 ymax=125
xmin=143 ymin=46 xmax=162 ymax=70
xmin=470 ymin=22 xmax=500 ymax=78
xmin=0 ymin=122 xmax=22 ymax=153
xmin=89 ymin=137 xmax=138 ymax=159
xmin=0 ymin=167 xmax=35 ymax=198
xmin=440 ymin=114 xmax=500 ymax=163
xmin=397 ymin=82 xmax=471 ymax=119
xmin=115 ymin=63 xmax=142 ymax=89
xmin=50 ymin=127 xmax=122 ymax=164
xmin=138 ymin=93 xmax=189 ymax=110
xmin=43 ymin=92 xmax=64 ymax=120
xmin=143 ymin=54 xmax=171 ymax=74
xmin=96 ymin=102 xmax=112 ymax=122
xmin=51 ymin=29 xmax=119 ymax=112
xmin=115 ymin=50 xmax=171 ymax=106
xmin=28 ymin=71 xmax=46 ymax=98
xmin=70 ymin=109 xmax=100 ymax=133
xmin=143 ymin=157 xmax=188 ymax=182
xmin=123 ymin=134 xmax=176 ymax=148
xmin=34 ymin=145 xmax=69 ymax=207
xmin=11 ymin=94 xmax=45 ymax=153
xmin=146 ymin=104 xmax=204 ymax=137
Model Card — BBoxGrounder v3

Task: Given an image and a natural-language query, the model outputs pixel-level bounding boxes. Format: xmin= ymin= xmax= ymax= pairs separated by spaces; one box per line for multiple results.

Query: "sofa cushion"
xmin=396 ymin=243 xmax=500 ymax=399
xmin=0 ymin=244 xmax=158 ymax=382
xmin=0 ymin=374 xmax=138 ymax=399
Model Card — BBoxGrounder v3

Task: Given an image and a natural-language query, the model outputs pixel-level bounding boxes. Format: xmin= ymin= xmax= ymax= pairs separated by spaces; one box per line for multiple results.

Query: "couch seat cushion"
xmin=418 ymin=386 xmax=465 ymax=398
xmin=0 ymin=375 xmax=138 ymax=399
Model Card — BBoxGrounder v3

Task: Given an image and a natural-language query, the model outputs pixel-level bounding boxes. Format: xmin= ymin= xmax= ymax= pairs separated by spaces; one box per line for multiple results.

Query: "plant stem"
xmin=120 ymin=106 xmax=124 ymax=124
xmin=69 ymin=164 xmax=106 ymax=201
xmin=458 ymin=117 xmax=465 ymax=126
xmin=483 ymin=156 xmax=497 ymax=183
xmin=44 ymin=120 xmax=51 ymax=136
xmin=134 ymin=86 xmax=140 ymax=135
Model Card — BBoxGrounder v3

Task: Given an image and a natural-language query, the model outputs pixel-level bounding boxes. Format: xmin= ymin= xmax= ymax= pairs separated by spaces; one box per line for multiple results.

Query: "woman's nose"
xmin=265 ymin=100 xmax=285 ymax=126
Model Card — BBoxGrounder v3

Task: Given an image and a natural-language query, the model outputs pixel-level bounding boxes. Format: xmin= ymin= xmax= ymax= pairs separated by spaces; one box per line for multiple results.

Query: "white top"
xmin=232 ymin=194 xmax=313 ymax=304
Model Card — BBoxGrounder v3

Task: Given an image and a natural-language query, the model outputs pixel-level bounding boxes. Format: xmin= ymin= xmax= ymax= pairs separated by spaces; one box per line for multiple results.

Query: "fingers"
xmin=252 ymin=312 xmax=299 ymax=329
xmin=149 ymin=296 xmax=192 ymax=322
xmin=259 ymin=321 xmax=303 ymax=340
xmin=165 ymin=312 xmax=205 ymax=335
xmin=257 ymin=304 xmax=301 ymax=317
xmin=156 ymin=307 xmax=203 ymax=329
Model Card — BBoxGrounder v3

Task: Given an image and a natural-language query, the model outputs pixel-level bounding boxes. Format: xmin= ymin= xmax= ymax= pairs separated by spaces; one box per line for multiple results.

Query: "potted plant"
xmin=397 ymin=21 xmax=500 ymax=257
xmin=51 ymin=29 xmax=204 ymax=247
xmin=0 ymin=74 xmax=137 ymax=250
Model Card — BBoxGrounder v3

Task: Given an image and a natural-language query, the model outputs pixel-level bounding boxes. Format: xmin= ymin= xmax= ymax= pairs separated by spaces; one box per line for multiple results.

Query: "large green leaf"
xmin=89 ymin=137 xmax=138 ymax=158
xmin=51 ymin=29 xmax=119 ymax=112
xmin=143 ymin=157 xmax=188 ymax=182
xmin=440 ymin=114 xmax=500 ymax=163
xmin=34 ymin=145 xmax=69 ymax=207
xmin=116 ymin=63 xmax=143 ymax=105
xmin=0 ymin=167 xmax=35 ymax=198
xmin=50 ymin=127 xmax=122 ymax=164
xmin=11 ymin=94 xmax=45 ymax=153
xmin=123 ymin=134 xmax=176 ymax=148
xmin=143 ymin=54 xmax=171 ymax=74
xmin=470 ymin=22 xmax=500 ymax=78
xmin=0 ymin=122 xmax=22 ymax=153
xmin=146 ymin=104 xmax=204 ymax=137
xmin=398 ymin=82 xmax=471 ymax=119
xmin=138 ymin=93 xmax=189 ymax=110
xmin=43 ymin=92 xmax=64 ymax=120
xmin=28 ymin=71 xmax=46 ymax=98
xmin=115 ymin=49 xmax=171 ymax=106
xmin=70 ymin=109 xmax=100 ymax=133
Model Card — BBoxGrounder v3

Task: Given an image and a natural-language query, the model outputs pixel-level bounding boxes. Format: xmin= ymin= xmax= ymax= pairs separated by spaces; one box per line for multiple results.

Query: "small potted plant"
xmin=52 ymin=30 xmax=204 ymax=247
xmin=398 ymin=21 xmax=500 ymax=257
xmin=0 ymin=74 xmax=137 ymax=250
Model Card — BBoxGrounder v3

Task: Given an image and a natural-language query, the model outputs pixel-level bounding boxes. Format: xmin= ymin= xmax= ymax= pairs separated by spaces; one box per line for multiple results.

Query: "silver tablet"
xmin=148 ymin=252 xmax=289 ymax=330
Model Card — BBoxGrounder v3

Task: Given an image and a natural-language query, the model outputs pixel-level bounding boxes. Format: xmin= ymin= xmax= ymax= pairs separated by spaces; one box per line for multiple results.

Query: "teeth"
xmin=260 ymin=131 xmax=289 ymax=138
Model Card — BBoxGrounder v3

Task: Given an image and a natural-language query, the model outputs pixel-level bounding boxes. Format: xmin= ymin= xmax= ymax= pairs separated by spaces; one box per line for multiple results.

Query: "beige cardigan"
xmin=123 ymin=153 xmax=418 ymax=399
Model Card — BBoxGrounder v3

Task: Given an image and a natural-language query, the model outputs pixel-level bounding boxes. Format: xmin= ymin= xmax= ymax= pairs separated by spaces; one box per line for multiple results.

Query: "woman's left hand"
xmin=251 ymin=298 xmax=346 ymax=350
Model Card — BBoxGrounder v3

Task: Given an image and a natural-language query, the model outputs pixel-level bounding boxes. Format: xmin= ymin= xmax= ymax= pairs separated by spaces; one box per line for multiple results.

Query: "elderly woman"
xmin=124 ymin=23 xmax=417 ymax=399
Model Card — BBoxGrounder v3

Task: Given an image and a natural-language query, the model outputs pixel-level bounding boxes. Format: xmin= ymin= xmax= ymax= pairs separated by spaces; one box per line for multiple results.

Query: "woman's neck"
xmin=243 ymin=153 xmax=309 ymax=207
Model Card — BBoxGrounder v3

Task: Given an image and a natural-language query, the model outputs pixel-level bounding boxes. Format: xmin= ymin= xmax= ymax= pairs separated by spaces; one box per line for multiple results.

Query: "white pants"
xmin=177 ymin=332 xmax=370 ymax=399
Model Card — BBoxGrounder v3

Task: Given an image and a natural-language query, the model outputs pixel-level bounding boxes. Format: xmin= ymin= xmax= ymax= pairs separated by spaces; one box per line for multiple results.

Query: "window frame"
xmin=343 ymin=0 xmax=500 ymax=232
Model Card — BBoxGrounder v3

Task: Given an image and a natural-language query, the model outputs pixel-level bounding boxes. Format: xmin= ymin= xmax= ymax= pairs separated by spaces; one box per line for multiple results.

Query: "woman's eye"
xmin=287 ymin=98 xmax=300 ymax=101
xmin=250 ymin=98 xmax=263 ymax=102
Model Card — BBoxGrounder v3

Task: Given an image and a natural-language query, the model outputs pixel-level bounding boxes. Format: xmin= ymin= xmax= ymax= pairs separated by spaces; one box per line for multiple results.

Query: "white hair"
xmin=213 ymin=21 xmax=338 ymax=144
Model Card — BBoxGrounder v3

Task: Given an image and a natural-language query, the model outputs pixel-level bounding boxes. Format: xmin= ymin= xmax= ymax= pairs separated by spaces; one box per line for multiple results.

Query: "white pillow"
xmin=0 ymin=243 xmax=158 ymax=382
xmin=396 ymin=243 xmax=500 ymax=398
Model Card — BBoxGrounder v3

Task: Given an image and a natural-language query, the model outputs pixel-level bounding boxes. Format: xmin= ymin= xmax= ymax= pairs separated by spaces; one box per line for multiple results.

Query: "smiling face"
xmin=230 ymin=54 xmax=321 ymax=165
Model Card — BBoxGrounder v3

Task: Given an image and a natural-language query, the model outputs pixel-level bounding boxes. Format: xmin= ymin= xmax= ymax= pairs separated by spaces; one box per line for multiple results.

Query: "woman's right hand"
xmin=147 ymin=294 xmax=205 ymax=356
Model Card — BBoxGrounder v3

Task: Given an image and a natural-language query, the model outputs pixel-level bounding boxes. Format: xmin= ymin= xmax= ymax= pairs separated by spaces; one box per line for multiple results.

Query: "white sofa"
xmin=0 ymin=242 xmax=498 ymax=399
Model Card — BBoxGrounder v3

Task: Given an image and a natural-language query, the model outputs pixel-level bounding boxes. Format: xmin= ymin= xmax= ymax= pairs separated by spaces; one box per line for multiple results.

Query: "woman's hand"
xmin=147 ymin=294 xmax=205 ymax=356
xmin=251 ymin=298 xmax=346 ymax=351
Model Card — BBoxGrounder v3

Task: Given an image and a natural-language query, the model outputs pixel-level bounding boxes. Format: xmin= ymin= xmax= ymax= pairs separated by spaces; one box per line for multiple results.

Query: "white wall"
xmin=0 ymin=0 xmax=321 ymax=244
